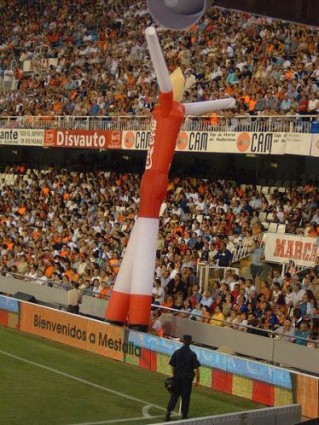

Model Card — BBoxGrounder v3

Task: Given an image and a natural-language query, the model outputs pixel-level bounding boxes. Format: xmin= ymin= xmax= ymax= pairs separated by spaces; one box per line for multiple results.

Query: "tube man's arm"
xmin=106 ymin=26 xmax=235 ymax=330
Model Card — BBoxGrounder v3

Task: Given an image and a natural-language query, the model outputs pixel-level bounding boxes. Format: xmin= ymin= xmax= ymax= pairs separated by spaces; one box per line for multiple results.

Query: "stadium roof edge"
xmin=213 ymin=0 xmax=319 ymax=27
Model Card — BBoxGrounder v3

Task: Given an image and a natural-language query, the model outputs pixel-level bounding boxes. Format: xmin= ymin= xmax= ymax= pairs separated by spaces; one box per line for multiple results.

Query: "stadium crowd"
xmin=0 ymin=165 xmax=318 ymax=345
xmin=0 ymin=0 xmax=318 ymax=119
xmin=0 ymin=0 xmax=318 ymax=345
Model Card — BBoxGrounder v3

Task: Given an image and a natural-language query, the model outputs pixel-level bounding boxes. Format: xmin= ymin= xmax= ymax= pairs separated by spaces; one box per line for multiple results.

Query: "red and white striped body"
xmin=106 ymin=92 xmax=185 ymax=329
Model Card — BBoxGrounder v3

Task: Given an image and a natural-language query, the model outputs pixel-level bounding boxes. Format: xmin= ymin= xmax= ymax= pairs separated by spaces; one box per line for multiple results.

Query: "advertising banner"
xmin=122 ymin=131 xmax=287 ymax=154
xmin=44 ymin=129 xmax=121 ymax=149
xmin=310 ymin=134 xmax=319 ymax=157
xmin=177 ymin=131 xmax=286 ymax=155
xmin=23 ymin=58 xmax=58 ymax=73
xmin=0 ymin=295 xmax=19 ymax=313
xmin=264 ymin=233 xmax=318 ymax=267
xmin=19 ymin=303 xmax=139 ymax=361
xmin=284 ymin=133 xmax=312 ymax=156
xmin=0 ymin=129 xmax=43 ymax=146
xmin=122 ymin=130 xmax=151 ymax=151
xmin=107 ymin=130 xmax=122 ymax=149
xmin=296 ymin=375 xmax=319 ymax=419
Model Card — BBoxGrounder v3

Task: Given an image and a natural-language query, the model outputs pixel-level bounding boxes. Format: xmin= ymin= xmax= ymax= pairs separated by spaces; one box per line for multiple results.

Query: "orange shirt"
xmin=308 ymin=229 xmax=319 ymax=238
xmin=127 ymin=74 xmax=136 ymax=87
xmin=109 ymin=259 xmax=120 ymax=274
xmin=260 ymin=287 xmax=271 ymax=301
xmin=60 ymin=249 xmax=70 ymax=258
xmin=283 ymin=277 xmax=292 ymax=289
xmin=32 ymin=230 xmax=40 ymax=240
xmin=5 ymin=241 xmax=14 ymax=251
xmin=161 ymin=300 xmax=174 ymax=312
xmin=285 ymin=69 xmax=293 ymax=80
xmin=53 ymin=100 xmax=63 ymax=114
xmin=248 ymin=99 xmax=257 ymax=111
xmin=173 ymin=226 xmax=184 ymax=238
xmin=64 ymin=269 xmax=78 ymax=282
xmin=42 ymin=187 xmax=50 ymax=197
xmin=242 ymin=95 xmax=251 ymax=105
xmin=210 ymin=112 xmax=220 ymax=126
xmin=225 ymin=85 xmax=234 ymax=95
xmin=45 ymin=265 xmax=56 ymax=278
xmin=18 ymin=206 xmax=26 ymax=215
xmin=99 ymin=287 xmax=110 ymax=299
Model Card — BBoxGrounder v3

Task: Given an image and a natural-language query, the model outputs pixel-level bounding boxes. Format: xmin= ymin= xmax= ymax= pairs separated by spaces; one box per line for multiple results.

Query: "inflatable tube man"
xmin=106 ymin=27 xmax=235 ymax=331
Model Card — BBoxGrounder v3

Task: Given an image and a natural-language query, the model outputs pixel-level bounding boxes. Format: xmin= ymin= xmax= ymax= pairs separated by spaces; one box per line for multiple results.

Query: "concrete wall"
xmin=1 ymin=276 xmax=318 ymax=375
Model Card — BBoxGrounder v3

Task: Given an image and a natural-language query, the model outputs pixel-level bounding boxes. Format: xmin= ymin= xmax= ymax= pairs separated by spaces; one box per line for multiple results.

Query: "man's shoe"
xmin=165 ymin=411 xmax=171 ymax=421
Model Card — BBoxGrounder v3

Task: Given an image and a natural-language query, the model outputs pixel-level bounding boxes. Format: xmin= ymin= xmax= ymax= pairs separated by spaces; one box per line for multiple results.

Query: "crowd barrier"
xmin=0 ymin=116 xmax=319 ymax=157
xmin=0 ymin=114 xmax=318 ymax=133
xmin=0 ymin=275 xmax=318 ymax=375
xmin=160 ymin=314 xmax=319 ymax=373
xmin=0 ymin=294 xmax=317 ymax=419
xmin=164 ymin=405 xmax=301 ymax=425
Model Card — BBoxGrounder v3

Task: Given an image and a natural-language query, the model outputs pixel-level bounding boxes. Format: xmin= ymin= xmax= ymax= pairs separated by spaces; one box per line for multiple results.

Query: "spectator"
xmin=213 ymin=242 xmax=233 ymax=267
xmin=190 ymin=302 xmax=202 ymax=321
xmin=150 ymin=309 xmax=164 ymax=337
xmin=152 ymin=278 xmax=165 ymax=305
xmin=210 ymin=305 xmax=225 ymax=327
xmin=0 ymin=1 xmax=316 ymax=123
xmin=249 ymin=242 xmax=265 ymax=283
xmin=295 ymin=321 xmax=311 ymax=346
xmin=188 ymin=284 xmax=202 ymax=308
xmin=274 ymin=318 xmax=295 ymax=342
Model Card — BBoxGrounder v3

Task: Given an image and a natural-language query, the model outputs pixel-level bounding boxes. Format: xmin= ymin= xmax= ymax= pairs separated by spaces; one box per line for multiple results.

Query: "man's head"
xmin=181 ymin=334 xmax=192 ymax=346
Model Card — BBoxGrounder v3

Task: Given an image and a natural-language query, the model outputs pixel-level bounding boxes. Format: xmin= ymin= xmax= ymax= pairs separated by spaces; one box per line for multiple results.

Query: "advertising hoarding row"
xmin=0 ymin=127 xmax=317 ymax=156
xmin=0 ymin=297 xmax=318 ymax=418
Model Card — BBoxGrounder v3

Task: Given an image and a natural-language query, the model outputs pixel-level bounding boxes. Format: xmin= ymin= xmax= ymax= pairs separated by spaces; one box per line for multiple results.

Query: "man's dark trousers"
xmin=167 ymin=371 xmax=193 ymax=418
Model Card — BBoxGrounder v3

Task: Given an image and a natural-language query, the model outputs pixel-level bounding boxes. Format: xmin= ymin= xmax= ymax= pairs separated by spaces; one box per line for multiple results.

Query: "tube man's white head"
xmin=147 ymin=0 xmax=212 ymax=30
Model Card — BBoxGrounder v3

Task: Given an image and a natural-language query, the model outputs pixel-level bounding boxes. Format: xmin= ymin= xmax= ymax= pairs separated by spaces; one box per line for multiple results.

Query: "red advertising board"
xmin=44 ymin=129 xmax=121 ymax=149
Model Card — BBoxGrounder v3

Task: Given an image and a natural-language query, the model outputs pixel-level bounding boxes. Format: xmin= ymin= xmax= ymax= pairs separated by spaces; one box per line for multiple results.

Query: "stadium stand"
xmin=0 ymin=0 xmax=318 ymax=347
xmin=0 ymin=0 xmax=318 ymax=120
xmin=0 ymin=166 xmax=318 ymax=346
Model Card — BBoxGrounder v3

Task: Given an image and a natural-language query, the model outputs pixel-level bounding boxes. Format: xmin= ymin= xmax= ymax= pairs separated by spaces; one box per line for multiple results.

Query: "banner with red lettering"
xmin=264 ymin=233 xmax=318 ymax=267
xmin=44 ymin=130 xmax=122 ymax=149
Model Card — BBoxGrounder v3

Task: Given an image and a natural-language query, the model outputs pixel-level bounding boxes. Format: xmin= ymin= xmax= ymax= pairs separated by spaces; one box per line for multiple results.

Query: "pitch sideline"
xmin=0 ymin=348 xmax=168 ymax=417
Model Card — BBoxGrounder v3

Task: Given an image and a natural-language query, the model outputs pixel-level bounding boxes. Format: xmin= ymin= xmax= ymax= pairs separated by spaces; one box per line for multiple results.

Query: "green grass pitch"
xmin=0 ymin=326 xmax=262 ymax=424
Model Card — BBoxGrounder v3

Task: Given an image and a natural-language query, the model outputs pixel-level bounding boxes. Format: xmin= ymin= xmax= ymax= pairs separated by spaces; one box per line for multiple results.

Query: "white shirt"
xmin=152 ymin=286 xmax=165 ymax=304
xmin=291 ymin=289 xmax=306 ymax=307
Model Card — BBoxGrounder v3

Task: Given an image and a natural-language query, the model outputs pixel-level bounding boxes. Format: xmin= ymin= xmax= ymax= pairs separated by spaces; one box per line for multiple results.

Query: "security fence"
xmin=160 ymin=405 xmax=301 ymax=425
xmin=0 ymin=114 xmax=318 ymax=133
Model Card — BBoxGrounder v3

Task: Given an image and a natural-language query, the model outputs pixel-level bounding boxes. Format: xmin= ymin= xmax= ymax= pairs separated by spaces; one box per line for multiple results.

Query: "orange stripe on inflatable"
xmin=128 ymin=294 xmax=152 ymax=326
xmin=105 ymin=291 xmax=130 ymax=323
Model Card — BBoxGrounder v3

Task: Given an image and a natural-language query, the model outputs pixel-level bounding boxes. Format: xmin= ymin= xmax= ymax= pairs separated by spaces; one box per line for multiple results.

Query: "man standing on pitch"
xmin=166 ymin=335 xmax=200 ymax=421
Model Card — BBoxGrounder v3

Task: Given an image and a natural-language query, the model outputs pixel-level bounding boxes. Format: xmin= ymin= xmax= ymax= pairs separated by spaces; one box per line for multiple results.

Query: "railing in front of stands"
xmin=197 ymin=232 xmax=266 ymax=292
xmin=5 ymin=268 xmax=318 ymax=347
xmin=1 ymin=270 xmax=112 ymax=300
xmin=151 ymin=303 xmax=319 ymax=348
xmin=0 ymin=114 xmax=318 ymax=133
xmin=232 ymin=231 xmax=266 ymax=263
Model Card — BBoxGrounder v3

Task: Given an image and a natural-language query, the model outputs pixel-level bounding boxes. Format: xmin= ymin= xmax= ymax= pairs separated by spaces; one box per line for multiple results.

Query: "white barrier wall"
xmin=0 ymin=276 xmax=318 ymax=376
